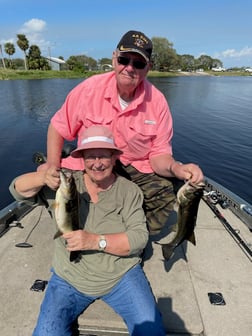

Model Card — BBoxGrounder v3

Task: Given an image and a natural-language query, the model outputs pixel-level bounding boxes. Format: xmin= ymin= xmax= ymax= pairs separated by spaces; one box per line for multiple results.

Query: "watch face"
xmin=99 ymin=239 xmax=106 ymax=249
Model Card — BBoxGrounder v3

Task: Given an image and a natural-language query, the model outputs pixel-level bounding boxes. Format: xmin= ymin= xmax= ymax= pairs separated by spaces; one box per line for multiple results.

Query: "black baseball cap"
xmin=117 ymin=30 xmax=152 ymax=62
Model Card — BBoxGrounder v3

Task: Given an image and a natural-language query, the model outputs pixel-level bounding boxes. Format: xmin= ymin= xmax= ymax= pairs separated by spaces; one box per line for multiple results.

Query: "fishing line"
xmin=15 ymin=206 xmax=44 ymax=248
xmin=203 ymin=196 xmax=252 ymax=261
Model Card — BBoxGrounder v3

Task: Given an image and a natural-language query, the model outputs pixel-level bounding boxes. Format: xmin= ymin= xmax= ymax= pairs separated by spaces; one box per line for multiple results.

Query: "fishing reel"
xmin=32 ymin=143 xmax=76 ymax=165
xmin=32 ymin=152 xmax=47 ymax=165
xmin=204 ymin=190 xmax=230 ymax=209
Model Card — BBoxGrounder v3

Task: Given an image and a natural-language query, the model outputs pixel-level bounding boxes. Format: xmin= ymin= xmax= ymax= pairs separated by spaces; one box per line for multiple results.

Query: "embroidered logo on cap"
xmin=132 ymin=33 xmax=149 ymax=48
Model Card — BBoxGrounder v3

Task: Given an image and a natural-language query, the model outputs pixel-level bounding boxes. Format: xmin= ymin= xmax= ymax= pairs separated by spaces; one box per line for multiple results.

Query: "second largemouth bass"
xmin=157 ymin=181 xmax=205 ymax=260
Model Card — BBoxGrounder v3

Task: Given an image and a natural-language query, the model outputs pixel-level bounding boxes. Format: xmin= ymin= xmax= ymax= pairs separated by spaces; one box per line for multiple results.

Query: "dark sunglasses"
xmin=117 ymin=56 xmax=147 ymax=70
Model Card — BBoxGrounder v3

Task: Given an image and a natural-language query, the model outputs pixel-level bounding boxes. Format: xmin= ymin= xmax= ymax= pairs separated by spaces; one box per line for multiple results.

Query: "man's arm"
xmin=37 ymin=123 xmax=64 ymax=184
xmin=46 ymin=123 xmax=64 ymax=168
xmin=150 ymin=153 xmax=204 ymax=184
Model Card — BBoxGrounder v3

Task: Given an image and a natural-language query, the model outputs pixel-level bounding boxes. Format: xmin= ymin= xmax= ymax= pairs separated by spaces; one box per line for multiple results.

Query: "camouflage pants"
xmin=115 ymin=161 xmax=181 ymax=233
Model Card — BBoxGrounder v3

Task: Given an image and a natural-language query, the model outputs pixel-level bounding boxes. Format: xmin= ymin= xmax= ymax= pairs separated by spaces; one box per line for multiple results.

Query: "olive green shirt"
xmin=9 ymin=172 xmax=148 ymax=296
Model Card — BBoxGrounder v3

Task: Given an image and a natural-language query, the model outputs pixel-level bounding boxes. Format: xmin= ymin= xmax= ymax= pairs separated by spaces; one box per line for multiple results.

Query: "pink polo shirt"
xmin=51 ymin=72 xmax=173 ymax=173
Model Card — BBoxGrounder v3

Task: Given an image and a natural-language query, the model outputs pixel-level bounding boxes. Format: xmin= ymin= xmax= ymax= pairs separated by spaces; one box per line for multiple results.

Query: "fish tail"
xmin=187 ymin=231 xmax=196 ymax=245
xmin=161 ymin=244 xmax=175 ymax=260
xmin=53 ymin=230 xmax=63 ymax=239
xmin=155 ymin=241 xmax=175 ymax=260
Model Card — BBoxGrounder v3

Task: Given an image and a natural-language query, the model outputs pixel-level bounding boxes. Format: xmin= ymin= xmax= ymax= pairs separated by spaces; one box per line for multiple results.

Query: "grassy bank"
xmin=0 ymin=69 xmax=177 ymax=80
xmin=0 ymin=69 xmax=95 ymax=80
xmin=0 ymin=68 xmax=249 ymax=80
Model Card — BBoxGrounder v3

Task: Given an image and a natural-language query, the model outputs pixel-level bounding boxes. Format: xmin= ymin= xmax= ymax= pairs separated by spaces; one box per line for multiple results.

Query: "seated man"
xmin=9 ymin=125 xmax=166 ymax=336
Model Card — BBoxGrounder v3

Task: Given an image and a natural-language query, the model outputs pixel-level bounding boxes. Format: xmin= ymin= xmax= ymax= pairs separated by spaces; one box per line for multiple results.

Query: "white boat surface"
xmin=0 ymin=177 xmax=251 ymax=336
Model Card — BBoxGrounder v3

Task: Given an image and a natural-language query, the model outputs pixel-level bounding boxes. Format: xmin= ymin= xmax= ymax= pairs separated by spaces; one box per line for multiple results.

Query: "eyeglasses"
xmin=83 ymin=154 xmax=112 ymax=164
xmin=117 ymin=56 xmax=147 ymax=70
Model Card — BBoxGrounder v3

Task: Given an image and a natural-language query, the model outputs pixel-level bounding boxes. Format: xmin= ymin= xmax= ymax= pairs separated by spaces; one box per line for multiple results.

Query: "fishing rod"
xmin=203 ymin=194 xmax=252 ymax=261
xmin=0 ymin=201 xmax=34 ymax=238
xmin=204 ymin=176 xmax=252 ymax=231
xmin=15 ymin=206 xmax=44 ymax=248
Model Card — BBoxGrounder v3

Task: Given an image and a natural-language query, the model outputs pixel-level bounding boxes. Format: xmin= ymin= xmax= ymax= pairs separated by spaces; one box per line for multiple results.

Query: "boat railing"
xmin=0 ymin=201 xmax=35 ymax=237
xmin=205 ymin=176 xmax=252 ymax=231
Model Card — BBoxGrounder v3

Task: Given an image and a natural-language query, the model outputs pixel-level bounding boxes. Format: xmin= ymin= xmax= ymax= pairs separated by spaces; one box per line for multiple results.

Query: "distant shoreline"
xmin=0 ymin=69 xmax=250 ymax=80
xmin=178 ymin=71 xmax=211 ymax=76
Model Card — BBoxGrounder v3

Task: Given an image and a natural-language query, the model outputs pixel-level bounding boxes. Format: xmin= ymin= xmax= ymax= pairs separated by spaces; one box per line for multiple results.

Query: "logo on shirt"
xmin=144 ymin=120 xmax=156 ymax=125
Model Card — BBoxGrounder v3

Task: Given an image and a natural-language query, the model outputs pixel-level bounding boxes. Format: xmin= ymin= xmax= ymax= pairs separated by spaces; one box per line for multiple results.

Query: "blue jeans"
xmin=33 ymin=265 xmax=166 ymax=336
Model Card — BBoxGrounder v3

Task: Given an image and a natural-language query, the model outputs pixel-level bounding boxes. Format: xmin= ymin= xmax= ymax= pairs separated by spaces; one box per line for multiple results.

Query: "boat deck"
xmin=0 ymin=199 xmax=251 ymax=335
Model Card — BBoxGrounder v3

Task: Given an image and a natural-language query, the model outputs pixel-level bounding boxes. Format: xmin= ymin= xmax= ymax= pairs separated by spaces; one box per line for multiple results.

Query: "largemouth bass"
xmin=54 ymin=169 xmax=80 ymax=262
xmin=157 ymin=181 xmax=205 ymax=260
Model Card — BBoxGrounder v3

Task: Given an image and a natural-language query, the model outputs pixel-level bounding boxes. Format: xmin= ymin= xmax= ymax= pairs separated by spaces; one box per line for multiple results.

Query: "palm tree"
xmin=27 ymin=44 xmax=50 ymax=70
xmin=0 ymin=44 xmax=6 ymax=69
xmin=4 ymin=42 xmax=15 ymax=68
xmin=16 ymin=34 xmax=29 ymax=70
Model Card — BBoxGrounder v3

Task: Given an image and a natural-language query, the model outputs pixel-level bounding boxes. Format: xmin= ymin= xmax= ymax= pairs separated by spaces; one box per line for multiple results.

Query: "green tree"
xmin=66 ymin=55 xmax=97 ymax=71
xmin=97 ymin=58 xmax=112 ymax=71
xmin=12 ymin=58 xmax=24 ymax=69
xmin=4 ymin=42 xmax=15 ymax=68
xmin=66 ymin=56 xmax=82 ymax=71
xmin=16 ymin=34 xmax=29 ymax=70
xmin=178 ymin=54 xmax=196 ymax=71
xmin=152 ymin=37 xmax=178 ymax=71
xmin=196 ymin=55 xmax=213 ymax=71
xmin=99 ymin=57 xmax=112 ymax=64
xmin=27 ymin=45 xmax=50 ymax=70
xmin=211 ymin=58 xmax=223 ymax=69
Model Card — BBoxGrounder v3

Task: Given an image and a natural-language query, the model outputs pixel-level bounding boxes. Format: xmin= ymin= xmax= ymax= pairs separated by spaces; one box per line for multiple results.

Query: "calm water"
xmin=1 ymin=76 xmax=252 ymax=210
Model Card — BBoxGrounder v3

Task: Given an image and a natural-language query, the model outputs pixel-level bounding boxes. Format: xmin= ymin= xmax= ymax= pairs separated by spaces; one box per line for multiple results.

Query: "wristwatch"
xmin=98 ymin=235 xmax=107 ymax=251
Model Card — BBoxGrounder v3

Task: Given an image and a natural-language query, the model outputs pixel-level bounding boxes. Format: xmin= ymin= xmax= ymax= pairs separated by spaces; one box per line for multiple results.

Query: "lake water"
xmin=1 ymin=75 xmax=252 ymax=210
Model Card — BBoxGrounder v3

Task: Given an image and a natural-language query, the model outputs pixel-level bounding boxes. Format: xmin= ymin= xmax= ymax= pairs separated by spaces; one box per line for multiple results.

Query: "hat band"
xmin=81 ymin=136 xmax=114 ymax=145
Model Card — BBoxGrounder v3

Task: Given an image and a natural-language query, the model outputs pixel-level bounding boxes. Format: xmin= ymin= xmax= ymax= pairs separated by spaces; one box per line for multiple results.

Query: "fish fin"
xmin=53 ymin=230 xmax=63 ymax=239
xmin=52 ymin=200 xmax=59 ymax=210
xmin=161 ymin=244 xmax=175 ymax=260
xmin=154 ymin=241 xmax=175 ymax=261
xmin=187 ymin=232 xmax=196 ymax=245
xmin=70 ymin=251 xmax=81 ymax=263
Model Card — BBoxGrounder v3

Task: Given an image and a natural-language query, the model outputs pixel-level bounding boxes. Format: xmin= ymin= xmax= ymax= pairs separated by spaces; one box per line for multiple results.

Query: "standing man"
xmin=43 ymin=30 xmax=204 ymax=234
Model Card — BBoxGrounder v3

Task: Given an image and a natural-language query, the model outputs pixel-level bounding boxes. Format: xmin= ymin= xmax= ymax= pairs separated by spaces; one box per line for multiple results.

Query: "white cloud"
xmin=20 ymin=18 xmax=47 ymax=34
xmin=216 ymin=46 xmax=252 ymax=59
xmin=18 ymin=18 xmax=51 ymax=54
xmin=213 ymin=46 xmax=252 ymax=67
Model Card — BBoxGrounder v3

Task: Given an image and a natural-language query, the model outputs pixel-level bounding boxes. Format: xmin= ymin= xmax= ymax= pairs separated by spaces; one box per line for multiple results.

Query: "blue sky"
xmin=1 ymin=0 xmax=252 ymax=68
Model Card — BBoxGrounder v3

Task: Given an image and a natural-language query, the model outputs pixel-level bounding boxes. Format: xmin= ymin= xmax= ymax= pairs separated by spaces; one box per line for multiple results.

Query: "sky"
xmin=1 ymin=0 xmax=252 ymax=68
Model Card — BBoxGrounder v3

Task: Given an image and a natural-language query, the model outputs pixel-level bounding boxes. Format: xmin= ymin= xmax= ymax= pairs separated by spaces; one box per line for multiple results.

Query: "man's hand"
xmin=171 ymin=162 xmax=204 ymax=184
xmin=42 ymin=166 xmax=61 ymax=190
